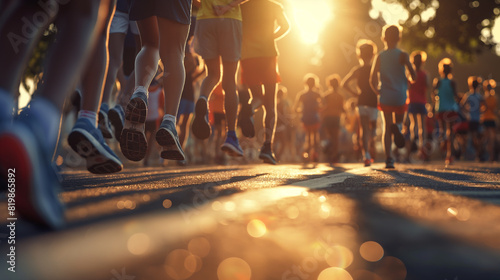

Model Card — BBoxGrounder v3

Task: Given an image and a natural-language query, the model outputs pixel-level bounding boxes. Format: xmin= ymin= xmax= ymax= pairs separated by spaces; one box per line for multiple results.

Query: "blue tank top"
xmin=379 ymin=48 xmax=408 ymax=107
xmin=435 ymin=78 xmax=458 ymax=112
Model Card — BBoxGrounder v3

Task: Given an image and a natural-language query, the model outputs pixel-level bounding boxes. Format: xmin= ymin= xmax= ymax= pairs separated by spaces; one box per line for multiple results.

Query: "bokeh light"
xmin=217 ymin=257 xmax=251 ymax=280
xmin=317 ymin=267 xmax=353 ymax=280
xmin=286 ymin=206 xmax=300 ymax=219
xmin=165 ymin=249 xmax=196 ymax=280
xmin=324 ymin=245 xmax=354 ymax=268
xmin=360 ymin=241 xmax=384 ymax=262
xmin=188 ymin=237 xmax=211 ymax=258
xmin=374 ymin=256 xmax=407 ymax=280
xmin=247 ymin=219 xmax=267 ymax=238
xmin=127 ymin=233 xmax=150 ymax=256
xmin=162 ymin=199 xmax=172 ymax=209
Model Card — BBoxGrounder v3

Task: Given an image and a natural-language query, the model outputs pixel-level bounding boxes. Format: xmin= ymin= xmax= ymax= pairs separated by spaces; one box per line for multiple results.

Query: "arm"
xmin=402 ymin=52 xmax=416 ymax=82
xmin=341 ymin=68 xmax=359 ymax=97
xmin=274 ymin=7 xmax=290 ymax=40
xmin=214 ymin=0 xmax=249 ymax=16
xmin=369 ymin=54 xmax=381 ymax=95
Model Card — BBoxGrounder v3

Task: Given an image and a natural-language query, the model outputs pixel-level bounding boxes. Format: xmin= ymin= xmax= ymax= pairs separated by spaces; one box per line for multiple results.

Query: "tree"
xmin=385 ymin=0 xmax=500 ymax=61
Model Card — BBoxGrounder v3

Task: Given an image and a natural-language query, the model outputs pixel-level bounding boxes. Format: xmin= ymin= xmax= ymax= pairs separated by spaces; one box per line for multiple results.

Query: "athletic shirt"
xmin=356 ymin=65 xmax=378 ymax=107
xmin=482 ymin=94 xmax=497 ymax=122
xmin=197 ymin=0 xmax=242 ymax=21
xmin=408 ymin=70 xmax=427 ymax=104
xmin=241 ymin=0 xmax=283 ymax=59
xmin=379 ymin=48 xmax=408 ymax=107
xmin=435 ymin=78 xmax=457 ymax=112
xmin=298 ymin=89 xmax=321 ymax=125
xmin=464 ymin=91 xmax=483 ymax=122
xmin=323 ymin=91 xmax=344 ymax=117
xmin=117 ymin=0 xmax=129 ymax=13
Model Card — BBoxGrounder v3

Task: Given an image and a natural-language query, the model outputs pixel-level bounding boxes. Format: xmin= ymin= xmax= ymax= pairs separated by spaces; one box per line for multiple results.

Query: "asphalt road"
xmin=1 ymin=161 xmax=500 ymax=280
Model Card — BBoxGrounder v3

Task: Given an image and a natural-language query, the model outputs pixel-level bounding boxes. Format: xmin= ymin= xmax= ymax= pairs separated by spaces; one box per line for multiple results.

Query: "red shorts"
xmin=436 ymin=111 xmax=459 ymax=122
xmin=303 ymin=123 xmax=320 ymax=132
xmin=240 ymin=57 xmax=281 ymax=86
xmin=378 ymin=103 xmax=408 ymax=114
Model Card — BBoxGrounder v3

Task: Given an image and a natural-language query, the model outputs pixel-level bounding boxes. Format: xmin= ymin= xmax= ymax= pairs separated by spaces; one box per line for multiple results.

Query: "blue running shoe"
xmin=155 ymin=119 xmax=186 ymax=160
xmin=98 ymin=103 xmax=113 ymax=139
xmin=120 ymin=91 xmax=148 ymax=161
xmin=0 ymin=121 xmax=65 ymax=229
xmin=68 ymin=118 xmax=123 ymax=174
xmin=192 ymin=98 xmax=211 ymax=140
xmin=108 ymin=104 xmax=125 ymax=141
xmin=221 ymin=134 xmax=244 ymax=157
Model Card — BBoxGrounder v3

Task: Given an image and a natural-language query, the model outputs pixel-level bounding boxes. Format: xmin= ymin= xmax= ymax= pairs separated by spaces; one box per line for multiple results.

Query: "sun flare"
xmin=289 ymin=0 xmax=334 ymax=45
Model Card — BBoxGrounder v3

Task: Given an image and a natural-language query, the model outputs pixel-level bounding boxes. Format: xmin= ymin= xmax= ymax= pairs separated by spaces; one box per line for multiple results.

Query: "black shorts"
xmin=129 ymin=0 xmax=191 ymax=24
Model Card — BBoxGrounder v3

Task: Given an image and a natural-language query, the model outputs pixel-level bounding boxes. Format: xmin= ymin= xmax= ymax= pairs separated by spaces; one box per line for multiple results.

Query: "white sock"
xmin=0 ymin=88 xmax=14 ymax=121
xmin=28 ymin=97 xmax=62 ymax=151
xmin=78 ymin=110 xmax=98 ymax=128
xmin=134 ymin=86 xmax=149 ymax=97
xmin=163 ymin=114 xmax=176 ymax=124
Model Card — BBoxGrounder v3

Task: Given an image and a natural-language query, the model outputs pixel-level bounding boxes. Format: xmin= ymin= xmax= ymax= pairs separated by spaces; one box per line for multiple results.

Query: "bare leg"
xmin=221 ymin=61 xmax=239 ymax=132
xmin=262 ymin=83 xmax=277 ymax=144
xmin=102 ymin=32 xmax=126 ymax=105
xmin=157 ymin=17 xmax=189 ymax=116
xmin=135 ymin=17 xmax=159 ymax=90
xmin=382 ymin=111 xmax=394 ymax=160
xmin=199 ymin=58 xmax=221 ymax=99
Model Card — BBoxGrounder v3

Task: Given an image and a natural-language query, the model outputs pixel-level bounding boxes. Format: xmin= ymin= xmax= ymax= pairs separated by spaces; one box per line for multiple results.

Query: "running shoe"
xmin=364 ymin=159 xmax=372 ymax=167
xmin=385 ymin=157 xmax=395 ymax=169
xmin=156 ymin=119 xmax=186 ymax=161
xmin=120 ymin=91 xmax=148 ymax=161
xmin=221 ymin=134 xmax=244 ymax=157
xmin=0 ymin=121 xmax=65 ymax=229
xmin=108 ymin=104 xmax=125 ymax=141
xmin=391 ymin=124 xmax=405 ymax=148
xmin=238 ymin=101 xmax=255 ymax=138
xmin=68 ymin=118 xmax=123 ymax=174
xmin=98 ymin=104 xmax=113 ymax=139
xmin=259 ymin=142 xmax=277 ymax=165
xmin=192 ymin=98 xmax=211 ymax=140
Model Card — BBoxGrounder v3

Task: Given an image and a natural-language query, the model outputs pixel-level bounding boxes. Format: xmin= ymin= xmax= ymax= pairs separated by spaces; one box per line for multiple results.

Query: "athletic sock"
xmin=134 ymin=86 xmax=149 ymax=97
xmin=78 ymin=110 xmax=98 ymax=128
xmin=162 ymin=114 xmax=176 ymax=124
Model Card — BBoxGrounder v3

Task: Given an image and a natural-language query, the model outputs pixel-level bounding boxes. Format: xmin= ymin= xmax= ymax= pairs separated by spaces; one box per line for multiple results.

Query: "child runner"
xmin=238 ymin=0 xmax=290 ymax=164
xmin=295 ymin=74 xmax=322 ymax=163
xmin=342 ymin=40 xmax=378 ymax=166
xmin=191 ymin=0 xmax=249 ymax=157
xmin=322 ymin=74 xmax=345 ymax=165
xmin=370 ymin=25 xmax=416 ymax=169
xmin=433 ymin=58 xmax=459 ymax=165
xmin=406 ymin=51 xmax=429 ymax=162
xmin=482 ymin=79 xmax=498 ymax=161
xmin=461 ymin=76 xmax=484 ymax=161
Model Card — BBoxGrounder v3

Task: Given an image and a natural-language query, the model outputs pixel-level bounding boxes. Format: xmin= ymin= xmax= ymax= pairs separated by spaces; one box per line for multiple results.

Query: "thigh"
xmin=137 ymin=16 xmax=159 ymax=47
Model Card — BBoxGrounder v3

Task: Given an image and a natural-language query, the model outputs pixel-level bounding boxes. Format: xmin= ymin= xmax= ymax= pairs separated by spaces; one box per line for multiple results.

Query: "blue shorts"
xmin=408 ymin=103 xmax=427 ymax=115
xmin=177 ymin=99 xmax=194 ymax=118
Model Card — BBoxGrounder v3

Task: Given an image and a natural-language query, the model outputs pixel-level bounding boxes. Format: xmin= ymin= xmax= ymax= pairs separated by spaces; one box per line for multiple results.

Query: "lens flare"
xmin=289 ymin=0 xmax=333 ymax=45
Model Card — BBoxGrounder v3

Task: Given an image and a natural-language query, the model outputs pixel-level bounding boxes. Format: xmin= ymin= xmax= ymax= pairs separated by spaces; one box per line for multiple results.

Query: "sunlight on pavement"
xmin=126 ymin=232 xmax=150 ymax=255
xmin=246 ymin=219 xmax=267 ymax=238
xmin=374 ymin=186 xmax=500 ymax=249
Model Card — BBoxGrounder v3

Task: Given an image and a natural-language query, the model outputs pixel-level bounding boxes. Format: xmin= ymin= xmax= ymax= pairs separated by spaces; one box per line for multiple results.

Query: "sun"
xmin=289 ymin=0 xmax=334 ymax=45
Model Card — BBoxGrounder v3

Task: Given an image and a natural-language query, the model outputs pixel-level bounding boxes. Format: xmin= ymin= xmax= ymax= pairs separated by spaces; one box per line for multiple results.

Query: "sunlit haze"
xmin=289 ymin=0 xmax=333 ymax=45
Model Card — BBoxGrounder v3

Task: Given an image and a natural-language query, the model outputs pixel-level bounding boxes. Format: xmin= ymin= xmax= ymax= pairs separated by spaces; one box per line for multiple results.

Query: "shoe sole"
xmin=120 ymin=97 xmax=148 ymax=161
xmin=0 ymin=127 xmax=64 ymax=229
xmin=68 ymin=129 xmax=122 ymax=174
xmin=221 ymin=143 xmax=244 ymax=157
xmin=156 ymin=128 xmax=186 ymax=161
xmin=108 ymin=108 xmax=124 ymax=141
xmin=392 ymin=125 xmax=405 ymax=148
xmin=239 ymin=104 xmax=255 ymax=138
xmin=98 ymin=111 xmax=113 ymax=139
xmin=192 ymin=99 xmax=211 ymax=140
xmin=259 ymin=153 xmax=277 ymax=165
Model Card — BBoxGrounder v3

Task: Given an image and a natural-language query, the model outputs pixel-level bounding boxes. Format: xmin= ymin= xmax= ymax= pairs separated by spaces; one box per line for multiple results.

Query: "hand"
xmin=213 ymin=5 xmax=231 ymax=16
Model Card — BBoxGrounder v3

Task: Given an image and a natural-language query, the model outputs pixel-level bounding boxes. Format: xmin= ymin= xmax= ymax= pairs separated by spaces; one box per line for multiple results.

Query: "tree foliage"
xmin=390 ymin=0 xmax=500 ymax=61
